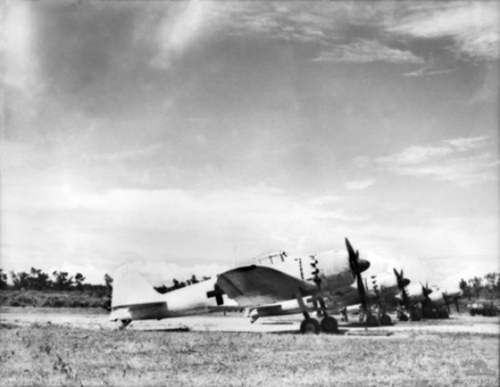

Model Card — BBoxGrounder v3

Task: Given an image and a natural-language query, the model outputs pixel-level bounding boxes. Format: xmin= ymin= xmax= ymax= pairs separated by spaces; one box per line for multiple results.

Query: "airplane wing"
xmin=216 ymin=265 xmax=317 ymax=306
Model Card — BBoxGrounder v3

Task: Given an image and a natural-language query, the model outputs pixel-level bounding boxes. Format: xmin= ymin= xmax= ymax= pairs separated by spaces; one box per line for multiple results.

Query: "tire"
xmin=439 ymin=309 xmax=449 ymax=319
xmin=380 ymin=314 xmax=392 ymax=326
xmin=300 ymin=318 xmax=320 ymax=335
xmin=320 ymin=316 xmax=338 ymax=334
xmin=410 ymin=310 xmax=421 ymax=321
xmin=398 ymin=313 xmax=409 ymax=322
xmin=366 ymin=314 xmax=378 ymax=327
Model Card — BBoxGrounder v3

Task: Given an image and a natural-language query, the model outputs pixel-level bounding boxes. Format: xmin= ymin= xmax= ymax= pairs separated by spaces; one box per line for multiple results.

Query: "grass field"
xmin=1 ymin=321 xmax=498 ymax=387
xmin=0 ymin=290 xmax=108 ymax=309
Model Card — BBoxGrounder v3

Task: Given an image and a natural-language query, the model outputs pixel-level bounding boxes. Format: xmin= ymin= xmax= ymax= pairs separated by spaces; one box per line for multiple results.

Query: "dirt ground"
xmin=1 ymin=306 xmax=498 ymax=335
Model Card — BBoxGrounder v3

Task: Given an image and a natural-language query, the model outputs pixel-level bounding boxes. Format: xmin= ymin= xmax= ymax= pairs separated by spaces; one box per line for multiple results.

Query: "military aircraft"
xmin=109 ymin=269 xmax=248 ymax=330
xmin=243 ymin=267 xmax=411 ymax=327
xmin=393 ymin=270 xmax=462 ymax=320
xmin=109 ymin=238 xmax=371 ymax=333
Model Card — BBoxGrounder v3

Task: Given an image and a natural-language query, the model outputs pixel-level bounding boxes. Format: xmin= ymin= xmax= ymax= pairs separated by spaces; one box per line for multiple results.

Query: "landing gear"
xmin=398 ymin=311 xmax=409 ymax=321
xmin=380 ymin=314 xmax=392 ymax=326
xmin=340 ymin=307 xmax=348 ymax=322
xmin=118 ymin=319 xmax=132 ymax=330
xmin=321 ymin=316 xmax=338 ymax=333
xmin=410 ymin=308 xmax=422 ymax=321
xmin=296 ymin=290 xmax=338 ymax=334
xmin=300 ymin=318 xmax=321 ymax=334
xmin=366 ymin=314 xmax=378 ymax=327
xmin=437 ymin=307 xmax=449 ymax=319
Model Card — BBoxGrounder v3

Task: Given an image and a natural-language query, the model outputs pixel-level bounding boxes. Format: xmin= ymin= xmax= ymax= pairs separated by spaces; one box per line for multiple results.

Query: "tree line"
xmin=0 ymin=267 xmax=209 ymax=294
xmin=459 ymin=272 xmax=500 ymax=299
xmin=0 ymin=267 xmax=113 ymax=292
xmin=153 ymin=274 xmax=212 ymax=294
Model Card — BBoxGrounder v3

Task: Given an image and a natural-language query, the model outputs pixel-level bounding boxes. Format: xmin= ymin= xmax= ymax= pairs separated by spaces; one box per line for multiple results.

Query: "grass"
xmin=0 ymin=289 xmax=108 ymax=308
xmin=1 ymin=322 xmax=498 ymax=387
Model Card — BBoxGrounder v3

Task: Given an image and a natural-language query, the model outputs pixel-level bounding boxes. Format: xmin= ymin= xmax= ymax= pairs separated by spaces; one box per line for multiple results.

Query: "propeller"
xmin=421 ymin=282 xmax=433 ymax=300
xmin=346 ymin=238 xmax=370 ymax=312
xmin=393 ymin=268 xmax=410 ymax=310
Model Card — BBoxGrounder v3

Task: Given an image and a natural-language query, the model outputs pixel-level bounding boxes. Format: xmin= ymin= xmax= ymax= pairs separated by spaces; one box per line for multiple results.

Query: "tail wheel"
xmin=320 ymin=316 xmax=338 ymax=334
xmin=118 ymin=319 xmax=132 ymax=330
xmin=300 ymin=318 xmax=320 ymax=335
xmin=380 ymin=314 xmax=392 ymax=326
xmin=366 ymin=314 xmax=378 ymax=327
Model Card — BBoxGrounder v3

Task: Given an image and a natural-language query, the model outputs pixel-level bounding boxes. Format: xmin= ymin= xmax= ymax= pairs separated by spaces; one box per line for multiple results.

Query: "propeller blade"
xmin=420 ymin=282 xmax=432 ymax=299
xmin=345 ymin=238 xmax=369 ymax=311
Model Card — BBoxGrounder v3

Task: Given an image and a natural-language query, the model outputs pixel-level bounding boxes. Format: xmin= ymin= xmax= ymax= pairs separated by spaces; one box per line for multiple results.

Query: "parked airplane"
xmin=109 ymin=270 xmax=241 ymax=330
xmin=393 ymin=271 xmax=462 ymax=320
xmin=243 ymin=267 xmax=410 ymax=327
xmin=109 ymin=238 xmax=371 ymax=334
xmin=214 ymin=238 xmax=378 ymax=333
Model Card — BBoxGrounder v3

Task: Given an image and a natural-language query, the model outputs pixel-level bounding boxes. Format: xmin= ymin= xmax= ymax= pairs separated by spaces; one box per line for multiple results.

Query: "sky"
xmin=1 ymin=1 xmax=499 ymax=288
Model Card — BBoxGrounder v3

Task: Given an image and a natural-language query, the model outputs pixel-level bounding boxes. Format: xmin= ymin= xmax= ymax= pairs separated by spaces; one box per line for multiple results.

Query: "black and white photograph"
xmin=1 ymin=0 xmax=499 ymax=386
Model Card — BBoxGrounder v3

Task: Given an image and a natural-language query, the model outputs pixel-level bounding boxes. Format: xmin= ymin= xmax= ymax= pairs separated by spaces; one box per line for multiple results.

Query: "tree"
xmin=0 ymin=269 xmax=8 ymax=290
xmin=52 ymin=271 xmax=73 ymax=291
xmin=75 ymin=273 xmax=86 ymax=291
xmin=468 ymin=276 xmax=483 ymax=298
xmin=29 ymin=267 xmax=51 ymax=290
xmin=104 ymin=274 xmax=113 ymax=290
xmin=154 ymin=284 xmax=168 ymax=294
xmin=484 ymin=273 xmax=499 ymax=293
xmin=459 ymin=278 xmax=471 ymax=299
xmin=11 ymin=271 xmax=30 ymax=290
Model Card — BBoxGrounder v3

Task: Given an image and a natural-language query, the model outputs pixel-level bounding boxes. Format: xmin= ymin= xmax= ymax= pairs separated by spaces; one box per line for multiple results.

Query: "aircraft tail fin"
xmin=111 ymin=268 xmax=165 ymax=309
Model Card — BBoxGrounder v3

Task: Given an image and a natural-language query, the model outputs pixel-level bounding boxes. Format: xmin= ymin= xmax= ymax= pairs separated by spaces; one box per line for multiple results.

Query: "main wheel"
xmin=438 ymin=308 xmax=449 ymax=319
xmin=380 ymin=314 xmax=392 ymax=326
xmin=410 ymin=310 xmax=421 ymax=321
xmin=300 ymin=318 xmax=320 ymax=335
xmin=366 ymin=314 xmax=378 ymax=327
xmin=320 ymin=316 xmax=338 ymax=334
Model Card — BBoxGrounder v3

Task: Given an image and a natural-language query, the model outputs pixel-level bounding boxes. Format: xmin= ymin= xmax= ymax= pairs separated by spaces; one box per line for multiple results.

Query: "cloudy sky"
xmin=2 ymin=1 xmax=499 ymax=287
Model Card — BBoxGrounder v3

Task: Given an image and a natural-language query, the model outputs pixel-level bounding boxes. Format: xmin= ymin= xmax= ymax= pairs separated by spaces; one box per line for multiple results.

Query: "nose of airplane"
xmin=358 ymin=259 xmax=370 ymax=273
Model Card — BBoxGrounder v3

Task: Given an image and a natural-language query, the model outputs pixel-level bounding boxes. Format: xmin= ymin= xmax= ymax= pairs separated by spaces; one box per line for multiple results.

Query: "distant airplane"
xmin=393 ymin=271 xmax=462 ymax=320
xmin=109 ymin=238 xmax=373 ymax=334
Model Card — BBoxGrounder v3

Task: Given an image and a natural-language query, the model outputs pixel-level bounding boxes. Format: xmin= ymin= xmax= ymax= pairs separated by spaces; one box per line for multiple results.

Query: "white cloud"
xmin=152 ymin=0 xmax=218 ymax=69
xmin=2 ymin=2 xmax=40 ymax=92
xmin=311 ymin=40 xmax=424 ymax=64
xmin=390 ymin=2 xmax=500 ymax=60
xmin=375 ymin=136 xmax=498 ymax=186
xmin=344 ymin=179 xmax=375 ymax=190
